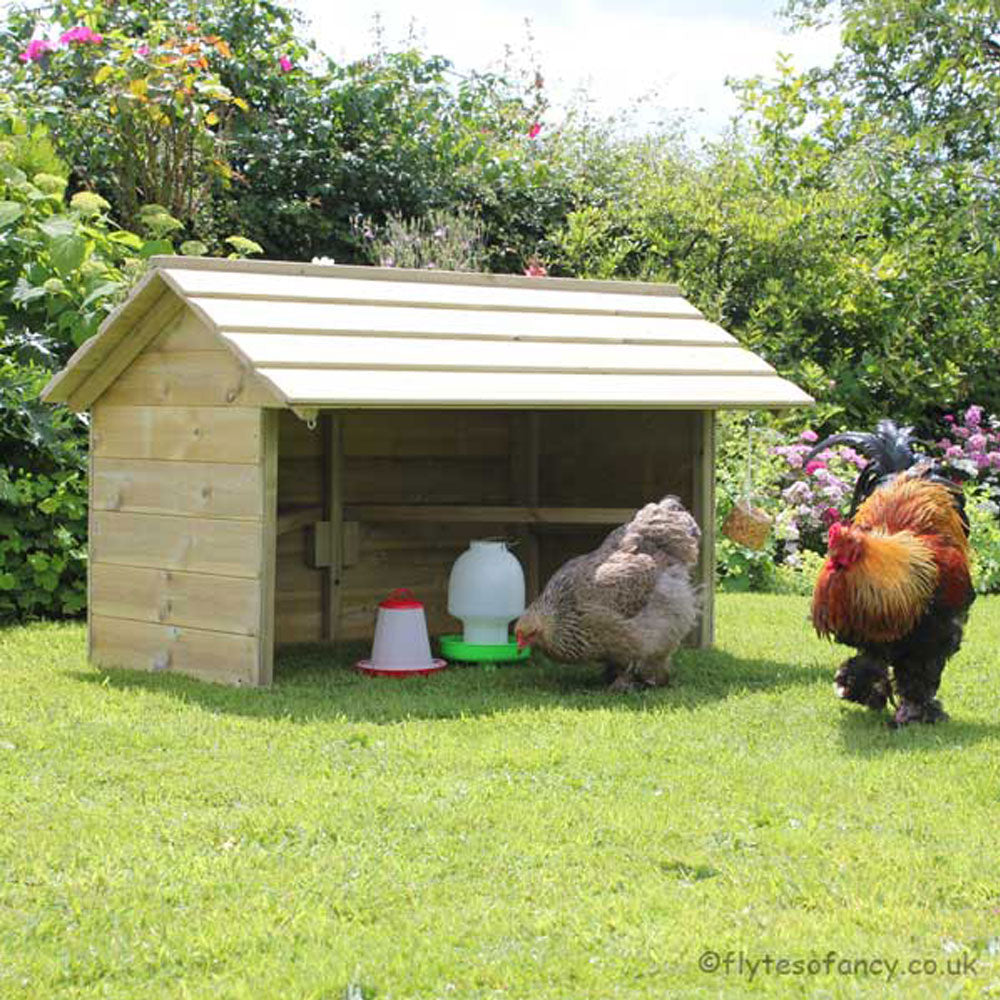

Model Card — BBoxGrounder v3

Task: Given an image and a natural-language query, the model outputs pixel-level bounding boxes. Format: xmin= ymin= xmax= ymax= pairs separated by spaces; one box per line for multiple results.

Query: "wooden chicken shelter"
xmin=43 ymin=257 xmax=812 ymax=686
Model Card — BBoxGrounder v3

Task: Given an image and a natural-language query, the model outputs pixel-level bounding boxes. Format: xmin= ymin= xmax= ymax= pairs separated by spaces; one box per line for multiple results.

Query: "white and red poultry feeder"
xmin=356 ymin=589 xmax=447 ymax=677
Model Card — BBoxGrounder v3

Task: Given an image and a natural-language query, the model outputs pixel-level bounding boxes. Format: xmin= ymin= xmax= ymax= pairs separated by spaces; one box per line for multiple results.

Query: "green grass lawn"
xmin=2 ymin=594 xmax=999 ymax=999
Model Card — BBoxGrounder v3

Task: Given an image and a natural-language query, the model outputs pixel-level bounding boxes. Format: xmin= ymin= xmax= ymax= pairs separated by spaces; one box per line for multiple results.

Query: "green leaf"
xmin=108 ymin=231 xmax=144 ymax=249
xmin=38 ymin=215 xmax=77 ymax=239
xmin=0 ymin=573 xmax=16 ymax=591
xmin=81 ymin=281 xmax=122 ymax=307
xmin=50 ymin=234 xmax=88 ymax=276
xmin=139 ymin=238 xmax=174 ymax=258
xmin=180 ymin=240 xmax=209 ymax=257
xmin=225 ymin=235 xmax=264 ymax=257
xmin=0 ymin=201 xmax=25 ymax=228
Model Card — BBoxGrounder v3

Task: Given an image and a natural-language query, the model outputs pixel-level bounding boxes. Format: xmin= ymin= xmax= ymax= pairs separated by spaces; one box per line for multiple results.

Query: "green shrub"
xmin=967 ymin=484 xmax=1000 ymax=595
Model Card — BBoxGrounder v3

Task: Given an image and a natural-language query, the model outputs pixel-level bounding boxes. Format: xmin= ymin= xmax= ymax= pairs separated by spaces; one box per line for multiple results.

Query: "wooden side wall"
xmin=274 ymin=408 xmax=702 ymax=644
xmin=88 ymin=308 xmax=277 ymax=685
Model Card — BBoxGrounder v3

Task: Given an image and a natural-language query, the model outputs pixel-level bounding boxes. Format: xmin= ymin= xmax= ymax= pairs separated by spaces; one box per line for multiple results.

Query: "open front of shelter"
xmin=42 ymin=258 xmax=812 ymax=686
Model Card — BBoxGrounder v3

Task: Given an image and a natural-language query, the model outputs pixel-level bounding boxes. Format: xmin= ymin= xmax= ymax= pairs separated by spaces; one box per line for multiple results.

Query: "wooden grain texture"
xmin=341 ymin=504 xmax=638 ymax=524
xmin=257 ymin=410 xmax=279 ymax=685
xmin=92 ymin=405 xmax=262 ymax=464
xmin=343 ymin=410 xmax=508 ymax=457
xmin=255 ymin=368 xmax=812 ymax=409
xmin=159 ymin=256 xmax=684 ymax=297
xmin=67 ymin=291 xmax=183 ymax=410
xmin=213 ymin=307 xmax=734 ymax=344
xmin=149 ymin=308 xmax=218 ymax=352
xmin=693 ymin=410 xmax=717 ymax=649
xmin=91 ymin=511 xmax=262 ymax=577
xmin=91 ymin=614 xmax=260 ymax=685
xmin=92 ymin=457 xmax=263 ymax=519
xmin=99 ymin=350 xmax=279 ymax=407
xmin=90 ymin=563 xmax=260 ymax=635
xmin=323 ymin=413 xmax=344 ymax=640
xmin=274 ymin=528 xmax=323 ymax=643
xmin=175 ymin=273 xmax=702 ymax=319
xmin=345 ymin=456 xmax=510 ymax=505
xmin=539 ymin=410 xmax=695 ymax=508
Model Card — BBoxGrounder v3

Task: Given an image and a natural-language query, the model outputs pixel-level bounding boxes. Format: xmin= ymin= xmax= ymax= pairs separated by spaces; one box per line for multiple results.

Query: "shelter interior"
xmin=275 ymin=407 xmax=708 ymax=645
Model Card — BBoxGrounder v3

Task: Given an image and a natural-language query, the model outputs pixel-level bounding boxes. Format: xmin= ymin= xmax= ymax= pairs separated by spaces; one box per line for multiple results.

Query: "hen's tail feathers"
xmin=622 ymin=496 xmax=701 ymax=567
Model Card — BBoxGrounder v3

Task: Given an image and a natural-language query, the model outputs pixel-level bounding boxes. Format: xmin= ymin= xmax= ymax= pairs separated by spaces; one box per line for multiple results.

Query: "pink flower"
xmin=989 ymin=451 xmax=1000 ymax=468
xmin=804 ymin=459 xmax=826 ymax=475
xmin=975 ymin=453 xmax=991 ymax=470
xmin=800 ymin=429 xmax=819 ymax=443
xmin=528 ymin=122 xmax=542 ymax=139
xmin=969 ymin=433 xmax=987 ymax=452
xmin=279 ymin=56 xmax=293 ymax=73
xmin=945 ymin=445 xmax=963 ymax=459
xmin=965 ymin=404 xmax=983 ymax=427
xmin=943 ymin=414 xmax=955 ymax=423
xmin=59 ymin=26 xmax=103 ymax=45
xmin=954 ymin=426 xmax=970 ymax=439
xmin=19 ymin=39 xmax=54 ymax=62
xmin=136 ymin=44 xmax=150 ymax=56
xmin=524 ymin=259 xmax=547 ymax=277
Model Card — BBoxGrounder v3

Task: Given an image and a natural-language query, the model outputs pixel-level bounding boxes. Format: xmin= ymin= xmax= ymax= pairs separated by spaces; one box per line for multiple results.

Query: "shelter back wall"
xmin=275 ymin=408 xmax=696 ymax=643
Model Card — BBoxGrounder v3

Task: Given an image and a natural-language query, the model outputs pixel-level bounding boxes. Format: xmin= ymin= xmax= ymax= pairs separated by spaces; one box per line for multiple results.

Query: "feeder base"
xmin=355 ymin=658 xmax=448 ymax=678
xmin=438 ymin=634 xmax=531 ymax=663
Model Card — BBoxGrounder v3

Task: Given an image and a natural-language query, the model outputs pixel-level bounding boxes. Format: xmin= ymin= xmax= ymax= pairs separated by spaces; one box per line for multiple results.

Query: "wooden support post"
xmin=509 ymin=411 xmax=542 ymax=600
xmin=322 ymin=413 xmax=344 ymax=640
xmin=692 ymin=410 xmax=716 ymax=648
xmin=87 ymin=413 xmax=96 ymax=662
xmin=258 ymin=409 xmax=279 ymax=684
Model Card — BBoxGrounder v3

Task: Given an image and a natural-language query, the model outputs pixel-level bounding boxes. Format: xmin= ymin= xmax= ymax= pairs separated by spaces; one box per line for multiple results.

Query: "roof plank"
xmin=255 ymin=367 xmax=813 ymax=409
xmin=189 ymin=300 xmax=734 ymax=345
xmin=222 ymin=332 xmax=773 ymax=375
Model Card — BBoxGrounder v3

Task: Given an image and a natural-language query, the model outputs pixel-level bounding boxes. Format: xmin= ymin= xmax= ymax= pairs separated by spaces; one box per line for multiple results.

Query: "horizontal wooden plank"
xmin=257 ymin=368 xmax=814 ymax=409
xmin=100 ymin=350 xmax=280 ymax=407
xmin=91 ymin=614 xmax=260 ymax=685
xmin=168 ymin=272 xmax=703 ymax=320
xmin=193 ymin=306 xmax=734 ymax=348
xmin=342 ymin=410 xmax=509 ymax=458
xmin=345 ymin=456 xmax=511 ymax=505
xmin=158 ymin=257 xmax=683 ymax=297
xmin=222 ymin=333 xmax=767 ymax=375
xmin=91 ymin=511 xmax=262 ymax=577
xmin=342 ymin=504 xmax=638 ymax=524
xmin=91 ymin=405 xmax=262 ymax=464
xmin=150 ymin=308 xmax=218 ymax=352
xmin=92 ymin=457 xmax=262 ymax=519
xmin=91 ymin=564 xmax=261 ymax=635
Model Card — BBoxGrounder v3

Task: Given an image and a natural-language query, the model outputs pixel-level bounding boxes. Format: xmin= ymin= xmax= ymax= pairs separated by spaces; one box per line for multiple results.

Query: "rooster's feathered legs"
xmin=888 ymin=608 xmax=969 ymax=725
xmin=834 ymin=654 xmax=892 ymax=711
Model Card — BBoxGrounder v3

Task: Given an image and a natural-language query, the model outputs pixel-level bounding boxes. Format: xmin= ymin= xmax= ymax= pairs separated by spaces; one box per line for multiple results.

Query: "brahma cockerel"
xmin=810 ymin=421 xmax=974 ymax=725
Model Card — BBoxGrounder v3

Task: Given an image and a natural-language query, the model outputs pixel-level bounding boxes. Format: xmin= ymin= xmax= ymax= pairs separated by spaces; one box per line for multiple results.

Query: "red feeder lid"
xmin=379 ymin=587 xmax=424 ymax=610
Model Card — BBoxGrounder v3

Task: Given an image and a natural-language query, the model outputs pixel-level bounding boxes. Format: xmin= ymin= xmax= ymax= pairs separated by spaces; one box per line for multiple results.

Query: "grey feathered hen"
xmin=514 ymin=496 xmax=701 ymax=690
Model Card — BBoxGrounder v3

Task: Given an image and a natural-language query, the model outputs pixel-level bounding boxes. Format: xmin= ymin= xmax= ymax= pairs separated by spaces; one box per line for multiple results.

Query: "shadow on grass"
xmin=834 ymin=703 xmax=1000 ymax=755
xmin=69 ymin=641 xmax=824 ymax=725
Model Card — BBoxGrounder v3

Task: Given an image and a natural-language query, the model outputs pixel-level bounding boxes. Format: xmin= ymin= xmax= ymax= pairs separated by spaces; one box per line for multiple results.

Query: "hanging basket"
xmin=722 ymin=499 xmax=772 ymax=551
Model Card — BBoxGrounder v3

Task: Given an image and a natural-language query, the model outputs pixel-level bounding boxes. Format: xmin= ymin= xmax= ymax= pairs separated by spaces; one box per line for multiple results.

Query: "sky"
xmin=294 ymin=0 xmax=842 ymax=137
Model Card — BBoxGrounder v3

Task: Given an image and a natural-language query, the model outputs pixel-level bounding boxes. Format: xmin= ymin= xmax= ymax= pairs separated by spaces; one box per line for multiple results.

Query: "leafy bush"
xmin=967 ymin=484 xmax=1000 ymax=595
xmin=0 ymin=356 xmax=87 ymax=621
